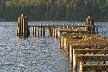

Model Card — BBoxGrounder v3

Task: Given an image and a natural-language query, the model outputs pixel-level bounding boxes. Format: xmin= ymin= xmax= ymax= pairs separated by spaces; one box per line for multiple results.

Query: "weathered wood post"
xmin=61 ymin=36 xmax=64 ymax=48
xmin=40 ymin=23 xmax=42 ymax=36
xmin=73 ymin=49 xmax=76 ymax=72
xmin=90 ymin=18 xmax=95 ymax=33
xmin=46 ymin=24 xmax=49 ymax=37
xmin=69 ymin=45 xmax=73 ymax=64
xmin=64 ymin=38 xmax=69 ymax=55
xmin=49 ymin=23 xmax=54 ymax=37
xmin=55 ymin=27 xmax=58 ymax=38
xmin=55 ymin=27 xmax=59 ymax=38
xmin=17 ymin=14 xmax=30 ymax=38
xmin=85 ymin=16 xmax=95 ymax=34
xmin=85 ymin=16 xmax=91 ymax=33
xmin=38 ymin=27 xmax=39 ymax=37
xmin=79 ymin=61 xmax=83 ymax=72
xmin=57 ymin=28 xmax=60 ymax=38
xmin=52 ymin=23 xmax=55 ymax=37
xmin=49 ymin=26 xmax=51 ymax=37
xmin=64 ymin=38 xmax=66 ymax=51
xmin=43 ymin=26 xmax=45 ymax=37
xmin=32 ymin=26 xmax=36 ymax=37
xmin=32 ymin=26 xmax=34 ymax=36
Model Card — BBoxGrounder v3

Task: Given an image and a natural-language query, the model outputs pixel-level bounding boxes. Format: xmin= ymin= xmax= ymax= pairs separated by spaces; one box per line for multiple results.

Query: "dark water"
xmin=0 ymin=21 xmax=108 ymax=72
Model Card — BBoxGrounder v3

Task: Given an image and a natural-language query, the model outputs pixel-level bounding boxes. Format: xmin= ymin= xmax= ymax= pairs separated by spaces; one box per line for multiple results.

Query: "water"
xmin=0 ymin=21 xmax=108 ymax=72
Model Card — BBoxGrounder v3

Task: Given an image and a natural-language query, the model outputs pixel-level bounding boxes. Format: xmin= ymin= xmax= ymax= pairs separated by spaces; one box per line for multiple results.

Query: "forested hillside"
xmin=0 ymin=0 xmax=108 ymax=21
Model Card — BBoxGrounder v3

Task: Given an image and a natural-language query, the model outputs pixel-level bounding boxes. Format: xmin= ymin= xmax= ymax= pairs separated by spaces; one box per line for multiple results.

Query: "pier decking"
xmin=16 ymin=14 xmax=108 ymax=72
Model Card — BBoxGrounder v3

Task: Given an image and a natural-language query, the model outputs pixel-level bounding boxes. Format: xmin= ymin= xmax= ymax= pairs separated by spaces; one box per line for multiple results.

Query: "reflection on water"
xmin=0 ymin=21 xmax=108 ymax=72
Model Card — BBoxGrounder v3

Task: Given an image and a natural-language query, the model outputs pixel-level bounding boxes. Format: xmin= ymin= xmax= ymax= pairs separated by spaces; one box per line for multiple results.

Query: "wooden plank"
xmin=82 ymin=64 xmax=108 ymax=71
xmin=74 ymin=49 xmax=108 ymax=54
xmin=71 ymin=44 xmax=108 ymax=49
xmin=75 ymin=55 xmax=108 ymax=61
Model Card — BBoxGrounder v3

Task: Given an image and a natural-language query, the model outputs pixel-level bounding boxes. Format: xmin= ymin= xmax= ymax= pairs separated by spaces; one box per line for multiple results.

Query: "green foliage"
xmin=0 ymin=0 xmax=108 ymax=21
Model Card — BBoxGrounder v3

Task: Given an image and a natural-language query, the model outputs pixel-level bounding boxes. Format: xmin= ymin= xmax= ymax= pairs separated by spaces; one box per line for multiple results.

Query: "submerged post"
xmin=17 ymin=14 xmax=30 ymax=38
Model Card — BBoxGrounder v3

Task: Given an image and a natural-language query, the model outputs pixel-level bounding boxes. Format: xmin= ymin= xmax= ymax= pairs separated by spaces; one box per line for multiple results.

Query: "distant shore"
xmin=0 ymin=18 xmax=6 ymax=22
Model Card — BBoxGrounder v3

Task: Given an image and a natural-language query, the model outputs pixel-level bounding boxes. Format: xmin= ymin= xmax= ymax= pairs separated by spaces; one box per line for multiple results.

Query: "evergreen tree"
xmin=0 ymin=0 xmax=108 ymax=21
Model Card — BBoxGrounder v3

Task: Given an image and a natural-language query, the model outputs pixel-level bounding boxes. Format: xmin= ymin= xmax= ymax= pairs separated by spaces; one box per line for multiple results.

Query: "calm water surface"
xmin=0 ymin=21 xmax=108 ymax=72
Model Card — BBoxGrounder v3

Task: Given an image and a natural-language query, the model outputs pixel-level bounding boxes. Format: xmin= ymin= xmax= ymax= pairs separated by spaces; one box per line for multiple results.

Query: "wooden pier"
xmin=16 ymin=14 xmax=108 ymax=72
xmin=59 ymin=32 xmax=108 ymax=72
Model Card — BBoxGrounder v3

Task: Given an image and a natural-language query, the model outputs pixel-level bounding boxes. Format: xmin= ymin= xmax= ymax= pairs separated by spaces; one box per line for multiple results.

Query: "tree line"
xmin=0 ymin=0 xmax=108 ymax=21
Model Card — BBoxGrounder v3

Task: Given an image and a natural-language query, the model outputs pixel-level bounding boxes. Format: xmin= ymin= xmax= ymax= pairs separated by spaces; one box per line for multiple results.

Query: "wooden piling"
xmin=43 ymin=27 xmax=45 ymax=37
xmin=80 ymin=61 xmax=83 ymax=72
xmin=22 ymin=18 xmax=24 ymax=36
xmin=52 ymin=23 xmax=55 ymax=36
xmin=40 ymin=23 xmax=42 ymax=36
xmin=49 ymin=27 xmax=51 ymax=37
xmin=17 ymin=14 xmax=30 ymax=38
xmin=46 ymin=25 xmax=49 ymax=37
xmin=64 ymin=38 xmax=67 ymax=54
xmin=38 ymin=27 xmax=39 ymax=37
xmin=73 ymin=49 xmax=76 ymax=72
xmin=32 ymin=26 xmax=36 ymax=37
xmin=69 ymin=45 xmax=72 ymax=64
xmin=60 ymin=36 xmax=64 ymax=48
xmin=32 ymin=27 xmax=34 ymax=36
xmin=57 ymin=28 xmax=60 ymax=38
xmin=55 ymin=28 xmax=58 ymax=38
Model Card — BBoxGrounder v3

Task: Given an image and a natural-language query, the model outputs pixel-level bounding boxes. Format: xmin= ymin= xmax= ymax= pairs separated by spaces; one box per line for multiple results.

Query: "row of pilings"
xmin=16 ymin=14 xmax=97 ymax=38
xmin=16 ymin=14 xmax=59 ymax=38
xmin=29 ymin=23 xmax=57 ymax=37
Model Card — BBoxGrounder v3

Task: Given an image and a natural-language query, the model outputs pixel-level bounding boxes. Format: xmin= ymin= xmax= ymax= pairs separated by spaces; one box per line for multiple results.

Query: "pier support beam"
xmin=64 ymin=38 xmax=68 ymax=54
xmin=73 ymin=49 xmax=76 ymax=72
xmin=43 ymin=27 xmax=45 ymax=37
xmin=60 ymin=36 xmax=64 ymax=48
xmin=38 ymin=27 xmax=39 ymax=37
xmin=40 ymin=23 xmax=42 ymax=36
xmin=55 ymin=28 xmax=58 ymax=38
xmin=32 ymin=26 xmax=36 ymax=37
xmin=46 ymin=26 xmax=49 ymax=37
xmin=52 ymin=23 xmax=55 ymax=37
xmin=69 ymin=45 xmax=73 ymax=64
xmin=57 ymin=28 xmax=60 ymax=38
xmin=80 ymin=61 xmax=83 ymax=72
